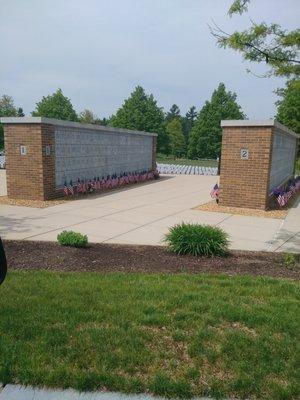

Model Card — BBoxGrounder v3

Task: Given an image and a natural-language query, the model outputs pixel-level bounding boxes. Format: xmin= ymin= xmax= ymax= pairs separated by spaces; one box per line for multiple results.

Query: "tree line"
xmin=1 ymin=81 xmax=298 ymax=156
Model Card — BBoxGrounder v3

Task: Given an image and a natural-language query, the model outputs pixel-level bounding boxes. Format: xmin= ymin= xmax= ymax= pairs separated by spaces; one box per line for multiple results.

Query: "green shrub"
xmin=57 ymin=230 xmax=88 ymax=248
xmin=164 ymin=223 xmax=229 ymax=257
xmin=283 ymin=252 xmax=297 ymax=269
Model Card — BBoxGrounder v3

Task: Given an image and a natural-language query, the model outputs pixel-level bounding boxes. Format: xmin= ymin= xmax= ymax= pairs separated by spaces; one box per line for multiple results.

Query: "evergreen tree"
xmin=166 ymin=104 xmax=181 ymax=122
xmin=166 ymin=118 xmax=186 ymax=158
xmin=32 ymin=88 xmax=78 ymax=121
xmin=276 ymin=80 xmax=300 ymax=133
xmin=188 ymin=83 xmax=245 ymax=159
xmin=109 ymin=86 xmax=168 ymax=152
xmin=17 ymin=107 xmax=25 ymax=117
xmin=183 ymin=106 xmax=197 ymax=148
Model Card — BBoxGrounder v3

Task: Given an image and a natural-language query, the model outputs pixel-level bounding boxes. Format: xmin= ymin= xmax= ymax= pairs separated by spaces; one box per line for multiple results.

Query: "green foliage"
xmin=211 ymin=1 xmax=300 ymax=78
xmin=182 ymin=106 xmax=197 ymax=148
xmin=166 ymin=118 xmax=186 ymax=158
xmin=283 ymin=253 xmax=297 ymax=269
xmin=32 ymin=88 xmax=78 ymax=121
xmin=164 ymin=222 xmax=229 ymax=256
xmin=57 ymin=230 xmax=88 ymax=248
xmin=109 ymin=86 xmax=168 ymax=153
xmin=0 ymin=95 xmax=19 ymax=149
xmin=188 ymin=83 xmax=245 ymax=159
xmin=166 ymin=104 xmax=181 ymax=122
xmin=78 ymin=109 xmax=98 ymax=124
xmin=156 ymin=154 xmax=217 ymax=167
xmin=276 ymin=79 xmax=300 ymax=133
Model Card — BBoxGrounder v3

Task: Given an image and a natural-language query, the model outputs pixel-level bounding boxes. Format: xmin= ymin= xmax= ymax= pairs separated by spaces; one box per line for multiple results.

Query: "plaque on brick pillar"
xmin=240 ymin=149 xmax=249 ymax=160
xmin=20 ymin=145 xmax=27 ymax=155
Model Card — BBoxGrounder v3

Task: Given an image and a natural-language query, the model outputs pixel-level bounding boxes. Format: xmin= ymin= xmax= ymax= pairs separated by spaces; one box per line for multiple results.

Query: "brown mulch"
xmin=195 ymin=194 xmax=300 ymax=219
xmin=3 ymin=240 xmax=299 ymax=280
xmin=0 ymin=196 xmax=68 ymax=208
xmin=195 ymin=201 xmax=289 ymax=219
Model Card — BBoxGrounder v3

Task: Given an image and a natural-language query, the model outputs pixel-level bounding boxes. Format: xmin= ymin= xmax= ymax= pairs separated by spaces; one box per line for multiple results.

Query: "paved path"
xmin=0 ymin=384 xmax=213 ymax=400
xmin=0 ymin=171 xmax=299 ymax=252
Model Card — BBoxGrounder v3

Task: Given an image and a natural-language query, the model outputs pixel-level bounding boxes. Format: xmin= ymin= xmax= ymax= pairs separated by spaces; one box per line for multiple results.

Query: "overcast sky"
xmin=0 ymin=0 xmax=298 ymax=119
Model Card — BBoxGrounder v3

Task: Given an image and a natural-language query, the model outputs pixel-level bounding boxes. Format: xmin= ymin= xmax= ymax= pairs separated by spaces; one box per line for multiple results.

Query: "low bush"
xmin=283 ymin=252 xmax=297 ymax=269
xmin=57 ymin=230 xmax=88 ymax=248
xmin=164 ymin=223 xmax=229 ymax=256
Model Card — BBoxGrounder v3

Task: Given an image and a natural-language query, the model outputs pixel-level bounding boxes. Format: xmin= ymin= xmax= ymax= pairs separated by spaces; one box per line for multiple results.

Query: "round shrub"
xmin=57 ymin=230 xmax=88 ymax=248
xmin=164 ymin=223 xmax=229 ymax=257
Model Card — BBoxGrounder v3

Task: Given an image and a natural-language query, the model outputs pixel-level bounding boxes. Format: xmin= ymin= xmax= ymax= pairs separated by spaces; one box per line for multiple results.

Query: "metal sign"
xmin=45 ymin=145 xmax=51 ymax=156
xmin=20 ymin=145 xmax=27 ymax=155
xmin=240 ymin=149 xmax=249 ymax=160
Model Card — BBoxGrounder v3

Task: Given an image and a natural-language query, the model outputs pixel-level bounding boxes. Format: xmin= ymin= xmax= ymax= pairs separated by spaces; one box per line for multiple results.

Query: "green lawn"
xmin=156 ymin=154 xmax=218 ymax=167
xmin=0 ymin=271 xmax=299 ymax=399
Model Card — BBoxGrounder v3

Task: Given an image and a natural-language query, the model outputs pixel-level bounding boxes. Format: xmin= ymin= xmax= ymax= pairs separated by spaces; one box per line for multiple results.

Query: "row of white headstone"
xmin=157 ymin=163 xmax=218 ymax=176
xmin=0 ymin=155 xmax=5 ymax=169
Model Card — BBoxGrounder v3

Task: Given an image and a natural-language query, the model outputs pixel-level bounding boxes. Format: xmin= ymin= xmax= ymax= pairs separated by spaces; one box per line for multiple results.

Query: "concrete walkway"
xmin=0 ymin=171 xmax=299 ymax=252
xmin=0 ymin=384 xmax=213 ymax=400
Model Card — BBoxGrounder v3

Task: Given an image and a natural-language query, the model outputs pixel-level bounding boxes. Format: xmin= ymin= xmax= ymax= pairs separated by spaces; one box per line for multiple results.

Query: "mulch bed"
xmin=3 ymin=240 xmax=299 ymax=280
xmin=195 ymin=200 xmax=293 ymax=219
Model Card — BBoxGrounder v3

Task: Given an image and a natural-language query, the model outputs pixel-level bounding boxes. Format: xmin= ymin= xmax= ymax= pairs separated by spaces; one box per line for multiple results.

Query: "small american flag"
xmin=63 ymin=181 xmax=68 ymax=196
xmin=68 ymin=181 xmax=74 ymax=195
xmin=210 ymin=183 xmax=219 ymax=199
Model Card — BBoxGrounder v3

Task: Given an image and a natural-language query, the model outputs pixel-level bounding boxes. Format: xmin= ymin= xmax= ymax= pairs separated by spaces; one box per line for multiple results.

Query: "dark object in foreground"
xmin=3 ymin=240 xmax=299 ymax=280
xmin=0 ymin=238 xmax=7 ymax=285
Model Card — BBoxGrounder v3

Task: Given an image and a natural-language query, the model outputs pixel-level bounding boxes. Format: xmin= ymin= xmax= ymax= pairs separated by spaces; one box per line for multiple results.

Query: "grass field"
xmin=0 ymin=271 xmax=299 ymax=399
xmin=156 ymin=154 xmax=218 ymax=167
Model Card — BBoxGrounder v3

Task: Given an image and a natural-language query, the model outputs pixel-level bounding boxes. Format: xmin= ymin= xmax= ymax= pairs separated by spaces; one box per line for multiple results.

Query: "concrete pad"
xmin=151 ymin=210 xmax=230 ymax=228
xmin=105 ymin=225 xmax=168 ymax=245
xmin=230 ymin=239 xmax=270 ymax=251
xmin=1 ymin=175 xmax=299 ymax=252
xmin=0 ymin=384 xmax=211 ymax=400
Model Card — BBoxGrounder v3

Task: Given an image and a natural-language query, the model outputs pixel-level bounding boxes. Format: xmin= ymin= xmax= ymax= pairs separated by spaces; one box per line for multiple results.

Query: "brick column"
xmin=219 ymin=124 xmax=273 ymax=210
xmin=3 ymin=123 xmax=55 ymax=200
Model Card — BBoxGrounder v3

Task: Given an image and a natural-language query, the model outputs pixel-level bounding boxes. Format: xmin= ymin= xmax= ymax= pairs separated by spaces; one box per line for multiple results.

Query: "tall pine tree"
xmin=109 ymin=86 xmax=168 ymax=152
xmin=188 ymin=83 xmax=245 ymax=159
xmin=166 ymin=104 xmax=181 ymax=122
xmin=183 ymin=106 xmax=197 ymax=149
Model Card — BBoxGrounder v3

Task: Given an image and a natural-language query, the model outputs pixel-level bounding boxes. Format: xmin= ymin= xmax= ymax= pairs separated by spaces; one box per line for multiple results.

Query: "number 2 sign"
xmin=240 ymin=149 xmax=249 ymax=160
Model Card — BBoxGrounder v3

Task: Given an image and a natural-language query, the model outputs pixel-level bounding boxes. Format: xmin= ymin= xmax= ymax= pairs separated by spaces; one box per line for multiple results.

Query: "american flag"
xmin=210 ymin=183 xmax=219 ymax=199
xmin=63 ymin=181 xmax=68 ymax=196
xmin=68 ymin=181 xmax=74 ymax=195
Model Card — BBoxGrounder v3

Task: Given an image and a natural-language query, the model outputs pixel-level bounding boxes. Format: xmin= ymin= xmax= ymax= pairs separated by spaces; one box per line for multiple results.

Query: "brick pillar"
xmin=4 ymin=123 xmax=55 ymax=200
xmin=219 ymin=125 xmax=273 ymax=210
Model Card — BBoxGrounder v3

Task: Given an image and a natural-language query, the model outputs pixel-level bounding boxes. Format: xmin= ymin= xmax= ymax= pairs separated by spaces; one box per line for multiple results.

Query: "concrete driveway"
xmin=0 ymin=171 xmax=299 ymax=252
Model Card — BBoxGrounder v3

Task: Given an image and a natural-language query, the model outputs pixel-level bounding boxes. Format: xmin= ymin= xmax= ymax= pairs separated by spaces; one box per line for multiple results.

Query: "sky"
xmin=0 ymin=0 xmax=299 ymax=119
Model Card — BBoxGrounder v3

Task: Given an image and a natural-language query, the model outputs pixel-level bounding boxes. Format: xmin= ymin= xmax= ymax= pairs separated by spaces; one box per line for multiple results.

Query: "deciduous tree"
xmin=210 ymin=0 xmax=300 ymax=78
xmin=79 ymin=109 xmax=98 ymax=124
xmin=276 ymin=80 xmax=300 ymax=133
xmin=32 ymin=88 xmax=78 ymax=121
xmin=166 ymin=118 xmax=186 ymax=158
xmin=0 ymin=95 xmax=18 ymax=149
